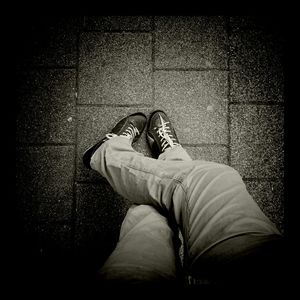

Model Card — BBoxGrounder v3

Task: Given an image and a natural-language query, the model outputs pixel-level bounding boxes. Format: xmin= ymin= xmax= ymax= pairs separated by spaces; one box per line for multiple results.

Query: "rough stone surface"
xmin=229 ymin=16 xmax=285 ymax=33
xmin=77 ymin=107 xmax=152 ymax=182
xmin=230 ymin=105 xmax=284 ymax=178
xmin=154 ymin=71 xmax=228 ymax=144
xmin=230 ymin=29 xmax=284 ymax=102
xmin=78 ymin=32 xmax=152 ymax=105
xmin=245 ymin=180 xmax=284 ymax=234
xmin=154 ymin=16 xmax=228 ymax=69
xmin=84 ymin=16 xmax=152 ymax=31
xmin=22 ymin=223 xmax=73 ymax=256
xmin=16 ymin=16 xmax=79 ymax=67
xmin=16 ymin=146 xmax=74 ymax=222
xmin=75 ymin=183 xmax=130 ymax=266
xmin=75 ymin=183 xmax=129 ymax=222
xmin=15 ymin=16 xmax=286 ymax=269
xmin=16 ymin=69 xmax=76 ymax=144
xmin=184 ymin=145 xmax=228 ymax=165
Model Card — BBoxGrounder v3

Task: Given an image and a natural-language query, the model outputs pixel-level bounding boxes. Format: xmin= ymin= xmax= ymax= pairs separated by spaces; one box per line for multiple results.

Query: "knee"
xmin=187 ymin=162 xmax=244 ymax=192
xmin=127 ymin=204 xmax=160 ymax=219
xmin=194 ymin=161 xmax=241 ymax=177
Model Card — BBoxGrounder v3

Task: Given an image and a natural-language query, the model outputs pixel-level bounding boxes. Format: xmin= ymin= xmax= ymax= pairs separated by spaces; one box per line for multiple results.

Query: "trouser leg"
xmin=156 ymin=145 xmax=284 ymax=285
xmin=157 ymin=145 xmax=192 ymax=162
xmin=92 ymin=136 xmax=282 ymax=284
xmin=91 ymin=137 xmax=194 ymax=210
xmin=99 ymin=204 xmax=181 ymax=286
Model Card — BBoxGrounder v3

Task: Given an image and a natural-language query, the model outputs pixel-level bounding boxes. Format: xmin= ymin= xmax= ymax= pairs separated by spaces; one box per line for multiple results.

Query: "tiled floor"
xmin=15 ymin=16 xmax=285 ymax=278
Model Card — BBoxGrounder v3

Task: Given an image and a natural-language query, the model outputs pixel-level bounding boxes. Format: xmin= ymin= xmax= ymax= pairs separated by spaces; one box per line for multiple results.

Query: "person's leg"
xmin=158 ymin=145 xmax=192 ymax=162
xmin=99 ymin=204 xmax=182 ymax=287
xmin=85 ymin=112 xmax=187 ymax=286
xmin=156 ymin=145 xmax=192 ymax=270
xmin=91 ymin=135 xmax=197 ymax=210
xmin=177 ymin=163 xmax=284 ymax=286
xmin=92 ymin=136 xmax=281 ymax=260
xmin=152 ymin=122 xmax=285 ymax=285
xmin=89 ymin=111 xmax=283 ymax=285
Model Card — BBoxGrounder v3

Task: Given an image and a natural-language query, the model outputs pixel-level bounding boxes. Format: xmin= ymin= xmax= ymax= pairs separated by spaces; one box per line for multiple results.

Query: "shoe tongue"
xmin=157 ymin=115 xmax=175 ymax=148
xmin=158 ymin=114 xmax=167 ymax=128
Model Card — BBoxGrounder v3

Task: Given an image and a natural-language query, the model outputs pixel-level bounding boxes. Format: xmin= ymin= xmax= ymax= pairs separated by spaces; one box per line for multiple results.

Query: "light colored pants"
xmin=90 ymin=136 xmax=282 ymax=286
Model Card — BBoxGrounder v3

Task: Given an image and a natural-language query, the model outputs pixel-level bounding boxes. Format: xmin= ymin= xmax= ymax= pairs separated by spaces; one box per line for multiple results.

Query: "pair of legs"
xmin=90 ymin=136 xmax=283 ymax=287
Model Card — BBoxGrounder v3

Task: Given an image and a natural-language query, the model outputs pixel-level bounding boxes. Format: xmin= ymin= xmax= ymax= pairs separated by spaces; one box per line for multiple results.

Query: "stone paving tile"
xmin=78 ymin=32 xmax=152 ymax=105
xmin=16 ymin=69 xmax=76 ymax=144
xmin=154 ymin=16 xmax=228 ymax=69
xmin=77 ymin=107 xmax=152 ymax=182
xmin=184 ymin=145 xmax=228 ymax=165
xmin=16 ymin=16 xmax=79 ymax=67
xmin=16 ymin=146 xmax=74 ymax=222
xmin=75 ymin=183 xmax=129 ymax=223
xmin=245 ymin=180 xmax=284 ymax=234
xmin=229 ymin=16 xmax=283 ymax=31
xmin=22 ymin=223 xmax=73 ymax=256
xmin=230 ymin=105 xmax=284 ymax=178
xmin=84 ymin=16 xmax=152 ymax=31
xmin=15 ymin=16 xmax=287 ymax=271
xmin=75 ymin=183 xmax=130 ymax=265
xmin=230 ymin=29 xmax=284 ymax=102
xmin=154 ymin=71 xmax=228 ymax=144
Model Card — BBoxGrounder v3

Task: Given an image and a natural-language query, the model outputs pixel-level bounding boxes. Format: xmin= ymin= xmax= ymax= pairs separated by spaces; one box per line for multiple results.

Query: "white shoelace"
xmin=105 ymin=124 xmax=140 ymax=141
xmin=121 ymin=124 xmax=140 ymax=139
xmin=155 ymin=114 xmax=179 ymax=152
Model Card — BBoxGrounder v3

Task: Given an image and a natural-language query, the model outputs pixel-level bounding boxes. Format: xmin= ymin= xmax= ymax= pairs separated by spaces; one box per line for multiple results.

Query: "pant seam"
xmin=178 ymin=182 xmax=192 ymax=269
xmin=123 ymin=161 xmax=185 ymax=183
